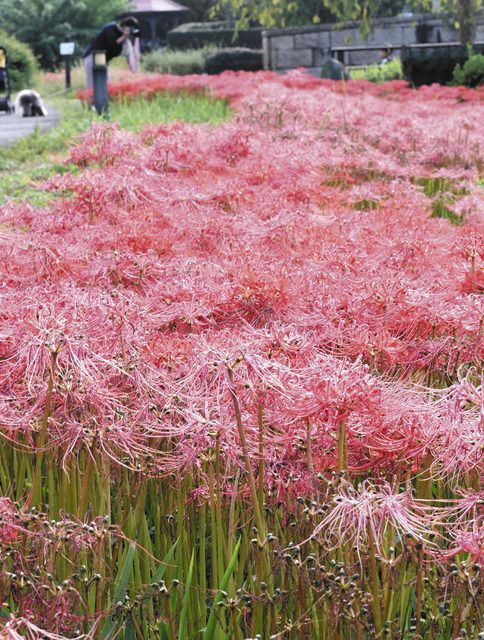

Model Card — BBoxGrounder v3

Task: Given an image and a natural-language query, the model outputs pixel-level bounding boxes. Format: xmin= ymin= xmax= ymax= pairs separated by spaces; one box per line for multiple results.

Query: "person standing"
xmin=83 ymin=16 xmax=141 ymax=89
xmin=378 ymin=45 xmax=393 ymax=65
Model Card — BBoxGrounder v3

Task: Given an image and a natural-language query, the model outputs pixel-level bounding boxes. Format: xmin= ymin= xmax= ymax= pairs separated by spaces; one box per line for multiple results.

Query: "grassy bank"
xmin=0 ymin=82 xmax=229 ymax=206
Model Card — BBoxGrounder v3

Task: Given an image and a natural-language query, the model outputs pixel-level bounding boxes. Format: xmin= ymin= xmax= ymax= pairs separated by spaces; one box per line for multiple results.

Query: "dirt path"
xmin=0 ymin=103 xmax=60 ymax=147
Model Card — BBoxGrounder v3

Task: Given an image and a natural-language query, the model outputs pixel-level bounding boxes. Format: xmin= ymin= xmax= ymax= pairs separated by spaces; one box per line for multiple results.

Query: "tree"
xmin=211 ymin=0 xmax=405 ymax=29
xmin=0 ymin=0 xmax=129 ymax=70
xmin=439 ymin=0 xmax=482 ymax=44
xmin=181 ymin=0 xmax=220 ymax=22
xmin=213 ymin=0 xmax=482 ymax=45
xmin=211 ymin=0 xmax=322 ymax=29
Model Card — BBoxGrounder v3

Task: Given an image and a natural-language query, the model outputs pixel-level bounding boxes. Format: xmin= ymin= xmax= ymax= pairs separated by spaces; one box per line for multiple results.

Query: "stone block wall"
xmin=262 ymin=13 xmax=484 ymax=72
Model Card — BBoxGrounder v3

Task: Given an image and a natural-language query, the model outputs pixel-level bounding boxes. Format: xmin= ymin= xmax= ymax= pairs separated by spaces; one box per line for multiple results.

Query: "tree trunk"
xmin=457 ymin=0 xmax=475 ymax=46
xmin=226 ymin=6 xmax=235 ymax=29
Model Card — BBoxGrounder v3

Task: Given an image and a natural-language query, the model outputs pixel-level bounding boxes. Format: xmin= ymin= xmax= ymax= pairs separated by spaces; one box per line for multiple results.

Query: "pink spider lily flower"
xmin=431 ymin=412 xmax=484 ymax=478
xmin=1 ymin=616 xmax=89 ymax=640
xmin=0 ymin=497 xmax=21 ymax=544
xmin=441 ymin=523 xmax=484 ymax=566
xmin=429 ymin=375 xmax=484 ymax=478
xmin=437 ymin=489 xmax=483 ymax=535
xmin=308 ymin=480 xmax=436 ymax=560
xmin=450 ymin=368 xmax=483 ymax=425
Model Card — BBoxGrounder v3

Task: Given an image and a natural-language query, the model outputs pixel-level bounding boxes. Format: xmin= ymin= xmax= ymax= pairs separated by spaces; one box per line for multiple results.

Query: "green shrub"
xmin=350 ymin=58 xmax=402 ymax=83
xmin=453 ymin=53 xmax=484 ymax=87
xmin=365 ymin=58 xmax=402 ymax=82
xmin=0 ymin=30 xmax=37 ymax=92
xmin=141 ymin=47 xmax=217 ymax=75
xmin=401 ymin=43 xmax=484 ymax=86
xmin=205 ymin=47 xmax=263 ymax=74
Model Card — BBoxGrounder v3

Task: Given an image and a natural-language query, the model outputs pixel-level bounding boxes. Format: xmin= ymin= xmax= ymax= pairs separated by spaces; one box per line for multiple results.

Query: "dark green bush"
xmin=402 ymin=43 xmax=484 ymax=86
xmin=0 ymin=30 xmax=37 ymax=92
xmin=453 ymin=53 xmax=484 ymax=87
xmin=205 ymin=48 xmax=263 ymax=75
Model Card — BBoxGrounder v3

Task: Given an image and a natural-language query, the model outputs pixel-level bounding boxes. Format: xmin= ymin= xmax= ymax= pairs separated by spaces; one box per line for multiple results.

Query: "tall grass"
xmin=141 ymin=47 xmax=218 ymax=76
xmin=1 ymin=448 xmax=482 ymax=639
xmin=110 ymin=92 xmax=229 ymax=128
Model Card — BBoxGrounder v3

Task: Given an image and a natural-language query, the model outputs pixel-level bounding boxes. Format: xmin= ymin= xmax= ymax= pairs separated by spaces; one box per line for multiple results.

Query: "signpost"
xmin=59 ymin=42 xmax=75 ymax=89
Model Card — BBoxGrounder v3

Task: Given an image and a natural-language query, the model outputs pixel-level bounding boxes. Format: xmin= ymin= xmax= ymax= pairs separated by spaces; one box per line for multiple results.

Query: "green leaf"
xmin=154 ymin=538 xmax=180 ymax=640
xmin=0 ymin=605 xmax=10 ymax=620
xmin=124 ymin=616 xmax=135 ymax=640
xmin=113 ymin=544 xmax=136 ymax=610
xmin=158 ymin=625 xmax=169 ymax=640
xmin=178 ymin=550 xmax=195 ymax=640
xmin=151 ymin=537 xmax=179 ymax=583
xmin=101 ymin=543 xmax=136 ymax=640
xmin=203 ymin=538 xmax=241 ymax=640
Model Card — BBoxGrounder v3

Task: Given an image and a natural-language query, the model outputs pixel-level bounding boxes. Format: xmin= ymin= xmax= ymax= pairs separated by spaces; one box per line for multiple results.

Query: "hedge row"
xmin=142 ymin=47 xmax=263 ymax=76
xmin=401 ymin=43 xmax=484 ymax=86
xmin=168 ymin=22 xmax=263 ymax=51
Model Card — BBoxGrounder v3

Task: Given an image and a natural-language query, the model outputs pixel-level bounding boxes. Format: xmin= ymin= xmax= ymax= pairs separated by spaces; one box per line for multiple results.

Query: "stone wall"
xmin=262 ymin=14 xmax=484 ymax=73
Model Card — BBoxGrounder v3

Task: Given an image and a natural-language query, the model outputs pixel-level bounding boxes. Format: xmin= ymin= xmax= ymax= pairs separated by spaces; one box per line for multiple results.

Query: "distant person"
xmin=83 ymin=16 xmax=141 ymax=89
xmin=378 ymin=45 xmax=393 ymax=65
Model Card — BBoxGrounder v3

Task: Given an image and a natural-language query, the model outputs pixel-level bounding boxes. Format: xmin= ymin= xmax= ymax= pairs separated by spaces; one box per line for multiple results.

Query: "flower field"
xmin=0 ymin=71 xmax=483 ymax=639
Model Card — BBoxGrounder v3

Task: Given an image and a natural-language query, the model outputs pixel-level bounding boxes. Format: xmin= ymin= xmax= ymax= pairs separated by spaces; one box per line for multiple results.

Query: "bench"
xmin=314 ymin=41 xmax=484 ymax=67
xmin=312 ymin=44 xmax=397 ymax=67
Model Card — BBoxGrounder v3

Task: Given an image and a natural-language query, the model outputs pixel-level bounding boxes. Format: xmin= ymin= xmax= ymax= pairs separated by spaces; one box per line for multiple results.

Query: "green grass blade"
xmin=124 ymin=616 xmax=135 ymax=640
xmin=178 ymin=550 xmax=195 ymax=640
xmin=203 ymin=538 xmax=241 ymax=640
xmin=151 ymin=537 xmax=179 ymax=583
xmin=158 ymin=625 xmax=169 ymax=640
xmin=101 ymin=543 xmax=136 ymax=640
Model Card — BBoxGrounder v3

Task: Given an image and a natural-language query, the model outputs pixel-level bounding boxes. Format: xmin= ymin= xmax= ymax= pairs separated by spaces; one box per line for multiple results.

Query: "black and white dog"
xmin=14 ymin=90 xmax=48 ymax=117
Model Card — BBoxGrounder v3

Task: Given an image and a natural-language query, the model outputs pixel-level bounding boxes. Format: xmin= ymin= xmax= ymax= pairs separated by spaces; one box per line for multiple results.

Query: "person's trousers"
xmin=83 ymin=54 xmax=94 ymax=89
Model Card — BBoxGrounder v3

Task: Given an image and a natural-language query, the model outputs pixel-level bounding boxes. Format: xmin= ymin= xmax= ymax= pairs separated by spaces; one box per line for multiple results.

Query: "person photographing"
xmin=83 ymin=17 xmax=141 ymax=89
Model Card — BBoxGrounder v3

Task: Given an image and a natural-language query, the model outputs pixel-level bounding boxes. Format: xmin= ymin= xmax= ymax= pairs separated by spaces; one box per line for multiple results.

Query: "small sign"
xmin=60 ymin=42 xmax=75 ymax=56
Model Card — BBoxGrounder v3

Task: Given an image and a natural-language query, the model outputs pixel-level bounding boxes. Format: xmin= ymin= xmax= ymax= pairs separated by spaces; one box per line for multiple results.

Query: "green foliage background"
xmin=211 ymin=0 xmax=406 ymax=29
xmin=0 ymin=0 xmax=129 ymax=70
xmin=453 ymin=51 xmax=484 ymax=86
xmin=212 ymin=0 xmax=482 ymax=44
xmin=0 ymin=29 xmax=37 ymax=91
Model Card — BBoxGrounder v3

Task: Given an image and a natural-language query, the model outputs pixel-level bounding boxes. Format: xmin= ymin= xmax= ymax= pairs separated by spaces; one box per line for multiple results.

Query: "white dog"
xmin=14 ymin=90 xmax=48 ymax=117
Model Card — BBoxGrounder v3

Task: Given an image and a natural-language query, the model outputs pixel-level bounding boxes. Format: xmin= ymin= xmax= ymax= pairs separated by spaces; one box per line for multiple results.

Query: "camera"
xmin=130 ymin=27 xmax=140 ymax=36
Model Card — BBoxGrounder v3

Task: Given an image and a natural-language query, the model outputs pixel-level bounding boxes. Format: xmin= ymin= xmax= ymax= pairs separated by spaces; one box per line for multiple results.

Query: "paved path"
xmin=0 ymin=103 xmax=60 ymax=147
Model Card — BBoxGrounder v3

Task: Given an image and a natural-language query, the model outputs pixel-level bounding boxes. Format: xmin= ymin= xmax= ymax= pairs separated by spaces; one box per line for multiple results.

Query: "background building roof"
xmin=129 ymin=0 xmax=188 ymax=12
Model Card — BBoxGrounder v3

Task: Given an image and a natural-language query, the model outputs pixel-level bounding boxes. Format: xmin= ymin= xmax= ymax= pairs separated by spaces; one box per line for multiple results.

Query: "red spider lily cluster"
xmin=75 ymin=71 xmax=484 ymax=105
xmin=3 ymin=69 xmax=484 ymax=495
xmin=1 ymin=71 xmax=483 ymax=636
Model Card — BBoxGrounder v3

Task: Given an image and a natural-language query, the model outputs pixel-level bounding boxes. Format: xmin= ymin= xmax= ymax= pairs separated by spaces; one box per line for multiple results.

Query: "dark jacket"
xmin=83 ymin=22 xmax=123 ymax=61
